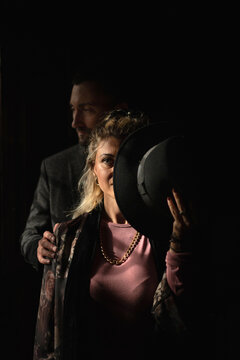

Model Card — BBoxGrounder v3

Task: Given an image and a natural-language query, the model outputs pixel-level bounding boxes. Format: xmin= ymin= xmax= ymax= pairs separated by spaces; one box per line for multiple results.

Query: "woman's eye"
xmin=102 ymin=158 xmax=114 ymax=166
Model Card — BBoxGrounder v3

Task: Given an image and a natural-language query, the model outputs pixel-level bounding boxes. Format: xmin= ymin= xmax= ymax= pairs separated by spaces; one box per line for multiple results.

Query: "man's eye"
xmin=83 ymin=108 xmax=95 ymax=113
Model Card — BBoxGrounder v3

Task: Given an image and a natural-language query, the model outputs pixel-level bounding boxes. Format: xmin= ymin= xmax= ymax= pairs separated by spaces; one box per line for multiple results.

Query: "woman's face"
xmin=93 ymin=136 xmax=121 ymax=200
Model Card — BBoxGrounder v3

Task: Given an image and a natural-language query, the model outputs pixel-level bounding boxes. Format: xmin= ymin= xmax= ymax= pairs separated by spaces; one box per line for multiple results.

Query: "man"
xmin=20 ymin=69 xmax=128 ymax=271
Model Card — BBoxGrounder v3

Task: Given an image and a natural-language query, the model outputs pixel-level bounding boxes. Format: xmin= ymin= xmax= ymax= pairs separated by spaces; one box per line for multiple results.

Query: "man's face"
xmin=70 ymin=81 xmax=114 ymax=145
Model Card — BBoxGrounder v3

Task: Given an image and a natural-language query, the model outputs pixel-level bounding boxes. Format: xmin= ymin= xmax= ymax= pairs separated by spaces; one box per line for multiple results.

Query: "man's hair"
xmin=71 ymin=109 xmax=150 ymax=218
xmin=71 ymin=68 xmax=127 ymax=105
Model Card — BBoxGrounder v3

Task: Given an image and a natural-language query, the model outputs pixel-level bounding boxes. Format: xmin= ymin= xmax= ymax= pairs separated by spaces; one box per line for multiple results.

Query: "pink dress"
xmin=89 ymin=218 xmax=191 ymax=354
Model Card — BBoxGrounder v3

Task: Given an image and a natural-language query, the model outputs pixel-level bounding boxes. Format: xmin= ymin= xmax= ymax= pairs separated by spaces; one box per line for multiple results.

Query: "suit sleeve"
xmin=20 ymin=160 xmax=52 ymax=271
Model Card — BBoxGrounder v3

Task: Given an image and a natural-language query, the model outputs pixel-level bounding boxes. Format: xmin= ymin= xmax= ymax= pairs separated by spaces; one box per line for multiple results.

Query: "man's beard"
xmin=77 ymin=127 xmax=92 ymax=146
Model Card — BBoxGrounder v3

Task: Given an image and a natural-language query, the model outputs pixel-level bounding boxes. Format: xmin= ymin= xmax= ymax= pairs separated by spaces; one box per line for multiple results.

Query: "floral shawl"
xmin=33 ymin=214 xmax=88 ymax=360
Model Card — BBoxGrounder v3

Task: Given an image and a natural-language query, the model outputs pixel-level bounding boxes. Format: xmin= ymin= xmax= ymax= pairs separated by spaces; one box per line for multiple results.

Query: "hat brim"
xmin=113 ymin=122 xmax=183 ymax=238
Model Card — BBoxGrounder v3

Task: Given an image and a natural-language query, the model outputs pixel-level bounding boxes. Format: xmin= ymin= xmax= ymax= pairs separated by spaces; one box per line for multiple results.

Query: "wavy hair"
xmin=72 ymin=109 xmax=150 ymax=218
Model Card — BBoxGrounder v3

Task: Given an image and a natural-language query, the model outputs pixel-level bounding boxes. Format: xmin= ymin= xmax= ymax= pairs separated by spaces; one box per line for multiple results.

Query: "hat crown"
xmin=137 ymin=135 xmax=191 ymax=216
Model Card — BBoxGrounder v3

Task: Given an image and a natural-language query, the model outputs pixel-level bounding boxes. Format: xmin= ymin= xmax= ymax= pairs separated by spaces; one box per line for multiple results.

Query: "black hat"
xmin=113 ymin=122 xmax=197 ymax=239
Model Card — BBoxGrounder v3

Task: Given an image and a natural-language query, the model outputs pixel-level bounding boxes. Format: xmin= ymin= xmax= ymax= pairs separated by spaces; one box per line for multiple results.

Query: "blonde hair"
xmin=72 ymin=109 xmax=150 ymax=218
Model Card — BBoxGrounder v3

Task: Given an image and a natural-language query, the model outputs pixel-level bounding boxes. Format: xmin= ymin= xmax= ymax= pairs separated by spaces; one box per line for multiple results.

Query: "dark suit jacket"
xmin=20 ymin=144 xmax=87 ymax=271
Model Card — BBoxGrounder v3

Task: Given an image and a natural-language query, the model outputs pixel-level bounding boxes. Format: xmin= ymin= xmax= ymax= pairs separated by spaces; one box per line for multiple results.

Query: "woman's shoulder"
xmin=54 ymin=205 xmax=102 ymax=241
xmin=54 ymin=214 xmax=88 ymax=237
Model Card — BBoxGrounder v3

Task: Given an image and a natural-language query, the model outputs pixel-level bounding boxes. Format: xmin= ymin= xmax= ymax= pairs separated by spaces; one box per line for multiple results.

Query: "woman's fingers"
xmin=172 ymin=189 xmax=185 ymax=213
xmin=167 ymin=196 xmax=183 ymax=222
xmin=172 ymin=189 xmax=191 ymax=227
xmin=167 ymin=189 xmax=195 ymax=248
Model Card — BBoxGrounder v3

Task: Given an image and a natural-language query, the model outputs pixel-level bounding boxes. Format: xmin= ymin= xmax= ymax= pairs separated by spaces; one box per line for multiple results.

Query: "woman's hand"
xmin=167 ymin=189 xmax=194 ymax=252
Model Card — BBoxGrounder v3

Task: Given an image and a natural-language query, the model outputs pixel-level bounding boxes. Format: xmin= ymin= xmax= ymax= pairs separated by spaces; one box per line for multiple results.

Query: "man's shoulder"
xmin=45 ymin=145 xmax=80 ymax=162
xmin=45 ymin=144 xmax=85 ymax=162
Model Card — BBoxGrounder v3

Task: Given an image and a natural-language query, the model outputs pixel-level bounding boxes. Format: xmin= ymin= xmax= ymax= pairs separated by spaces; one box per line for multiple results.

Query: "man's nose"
xmin=72 ymin=110 xmax=83 ymax=128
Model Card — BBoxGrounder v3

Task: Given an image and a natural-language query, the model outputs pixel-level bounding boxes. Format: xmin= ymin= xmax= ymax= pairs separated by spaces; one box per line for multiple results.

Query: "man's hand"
xmin=37 ymin=231 xmax=57 ymax=264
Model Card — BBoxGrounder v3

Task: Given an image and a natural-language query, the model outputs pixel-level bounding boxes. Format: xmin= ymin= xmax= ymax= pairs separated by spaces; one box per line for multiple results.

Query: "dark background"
xmin=1 ymin=4 xmax=239 ymax=360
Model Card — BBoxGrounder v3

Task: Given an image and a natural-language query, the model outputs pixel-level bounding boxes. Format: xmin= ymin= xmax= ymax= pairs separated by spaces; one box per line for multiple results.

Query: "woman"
xmin=33 ymin=110 xmax=194 ymax=360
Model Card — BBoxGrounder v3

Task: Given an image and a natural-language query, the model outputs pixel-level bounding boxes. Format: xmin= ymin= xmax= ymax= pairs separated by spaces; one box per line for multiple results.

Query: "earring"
xmin=94 ymin=175 xmax=99 ymax=186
